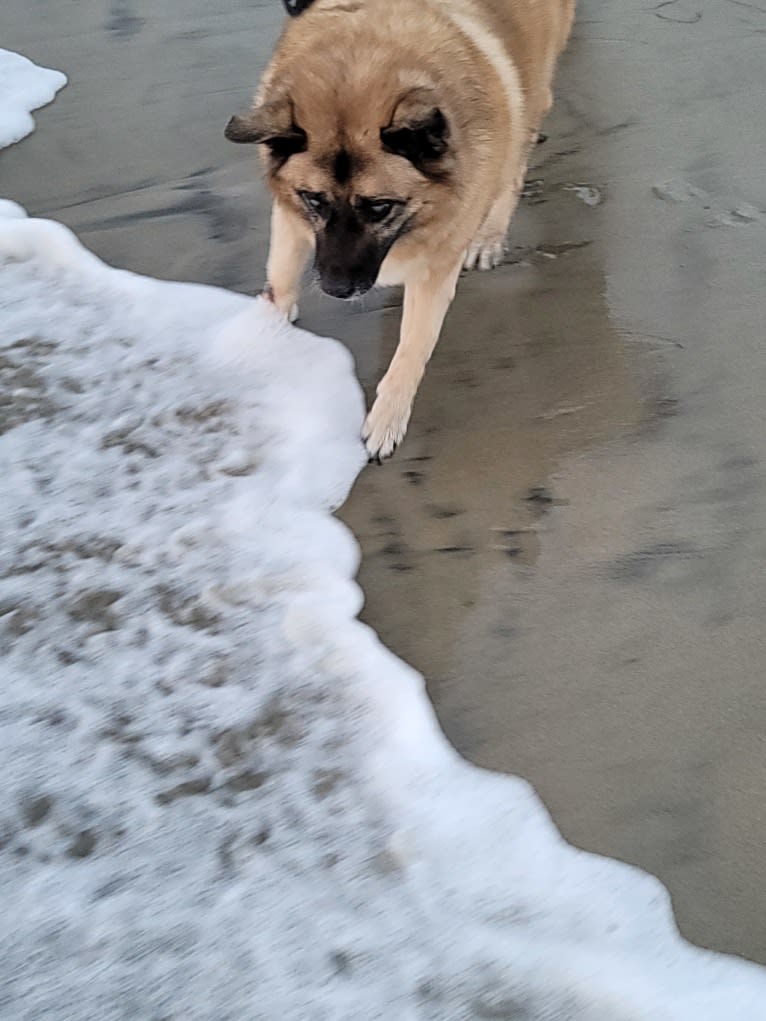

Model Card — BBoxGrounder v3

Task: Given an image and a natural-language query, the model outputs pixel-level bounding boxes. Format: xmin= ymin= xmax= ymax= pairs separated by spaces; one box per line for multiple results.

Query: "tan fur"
xmin=228 ymin=0 xmax=576 ymax=459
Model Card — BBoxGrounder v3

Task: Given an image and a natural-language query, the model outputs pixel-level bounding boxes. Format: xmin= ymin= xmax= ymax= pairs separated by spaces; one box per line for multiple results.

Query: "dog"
xmin=225 ymin=0 xmax=576 ymax=460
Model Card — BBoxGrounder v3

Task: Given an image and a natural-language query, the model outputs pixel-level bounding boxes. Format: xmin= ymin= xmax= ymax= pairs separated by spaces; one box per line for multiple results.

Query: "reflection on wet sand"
xmin=341 ymin=229 xmax=646 ymax=718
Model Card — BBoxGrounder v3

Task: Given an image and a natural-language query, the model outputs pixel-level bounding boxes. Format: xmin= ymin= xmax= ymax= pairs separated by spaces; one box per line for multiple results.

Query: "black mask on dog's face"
xmin=296 ymin=190 xmax=409 ymax=299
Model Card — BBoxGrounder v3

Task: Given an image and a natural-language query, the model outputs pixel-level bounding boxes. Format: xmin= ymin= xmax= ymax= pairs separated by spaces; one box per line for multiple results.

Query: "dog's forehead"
xmin=308 ymin=145 xmax=410 ymax=199
xmin=315 ymin=146 xmax=361 ymax=185
xmin=287 ymin=77 xmax=420 ymax=194
xmin=291 ymin=72 xmax=395 ymax=141
xmin=303 ymin=111 xmax=384 ymax=151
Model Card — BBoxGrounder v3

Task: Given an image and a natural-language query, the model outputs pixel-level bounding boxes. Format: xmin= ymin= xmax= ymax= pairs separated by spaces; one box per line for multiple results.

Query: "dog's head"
xmin=226 ymin=70 xmax=456 ymax=299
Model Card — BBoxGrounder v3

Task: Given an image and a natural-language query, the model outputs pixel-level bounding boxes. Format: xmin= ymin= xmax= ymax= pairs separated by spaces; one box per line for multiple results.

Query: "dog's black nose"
xmin=321 ymin=278 xmax=357 ymax=300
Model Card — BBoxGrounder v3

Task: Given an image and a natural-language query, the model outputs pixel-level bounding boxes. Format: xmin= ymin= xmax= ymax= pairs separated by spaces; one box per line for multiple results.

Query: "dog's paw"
xmin=362 ymin=390 xmax=413 ymax=462
xmin=463 ymin=236 xmax=505 ymax=272
xmin=262 ymin=284 xmax=299 ymax=323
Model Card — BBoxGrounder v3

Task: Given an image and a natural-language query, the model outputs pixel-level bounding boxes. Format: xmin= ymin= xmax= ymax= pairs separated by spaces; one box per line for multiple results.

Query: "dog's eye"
xmin=299 ymin=191 xmax=328 ymax=216
xmin=360 ymin=199 xmax=395 ymax=223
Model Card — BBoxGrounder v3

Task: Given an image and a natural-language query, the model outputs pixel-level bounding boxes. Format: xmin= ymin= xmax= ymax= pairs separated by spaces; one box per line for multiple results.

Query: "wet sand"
xmin=3 ymin=0 xmax=766 ymax=964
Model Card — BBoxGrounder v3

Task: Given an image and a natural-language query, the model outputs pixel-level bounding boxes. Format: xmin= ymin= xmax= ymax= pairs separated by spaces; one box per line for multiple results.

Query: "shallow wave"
xmin=0 ymin=199 xmax=764 ymax=1019
xmin=0 ymin=49 xmax=66 ymax=149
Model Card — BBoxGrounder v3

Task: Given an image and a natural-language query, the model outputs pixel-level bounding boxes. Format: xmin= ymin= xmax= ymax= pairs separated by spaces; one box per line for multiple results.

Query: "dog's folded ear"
xmin=224 ymin=96 xmax=307 ymax=159
xmin=380 ymin=89 xmax=450 ymax=175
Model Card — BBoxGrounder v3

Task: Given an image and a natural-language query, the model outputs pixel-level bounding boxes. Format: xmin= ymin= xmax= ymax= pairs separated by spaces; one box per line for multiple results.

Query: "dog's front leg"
xmin=363 ymin=258 xmax=462 ymax=461
xmin=264 ymin=200 xmax=314 ymax=322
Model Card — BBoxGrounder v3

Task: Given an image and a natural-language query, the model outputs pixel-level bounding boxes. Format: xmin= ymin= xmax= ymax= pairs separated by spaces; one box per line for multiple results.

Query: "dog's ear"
xmin=283 ymin=0 xmax=317 ymax=15
xmin=224 ymin=96 xmax=307 ymax=160
xmin=380 ymin=89 xmax=450 ymax=174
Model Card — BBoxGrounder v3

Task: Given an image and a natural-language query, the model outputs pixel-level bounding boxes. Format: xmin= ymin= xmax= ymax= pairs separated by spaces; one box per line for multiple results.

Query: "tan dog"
xmin=226 ymin=0 xmax=576 ymax=460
